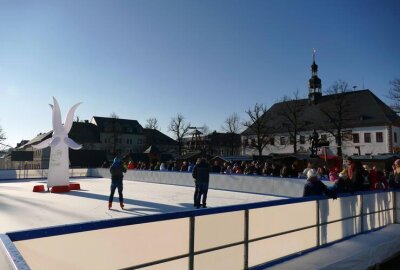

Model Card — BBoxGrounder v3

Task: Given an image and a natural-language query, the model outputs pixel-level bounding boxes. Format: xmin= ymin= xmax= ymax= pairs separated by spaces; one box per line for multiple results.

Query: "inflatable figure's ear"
xmin=64 ymin=102 xmax=82 ymax=133
xmin=52 ymin=97 xmax=63 ymax=134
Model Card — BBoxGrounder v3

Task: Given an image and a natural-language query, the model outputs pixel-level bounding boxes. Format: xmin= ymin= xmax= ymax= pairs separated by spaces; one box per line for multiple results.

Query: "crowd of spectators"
xmin=111 ymin=157 xmax=400 ymax=196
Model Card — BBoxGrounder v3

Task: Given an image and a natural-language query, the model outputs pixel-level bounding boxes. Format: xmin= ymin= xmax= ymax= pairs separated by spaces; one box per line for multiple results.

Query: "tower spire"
xmin=312 ymin=48 xmax=316 ymax=62
xmin=308 ymin=48 xmax=322 ymax=104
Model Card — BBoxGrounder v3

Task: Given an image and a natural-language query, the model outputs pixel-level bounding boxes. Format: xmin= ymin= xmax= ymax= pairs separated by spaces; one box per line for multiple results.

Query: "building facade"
xmin=242 ymin=54 xmax=400 ymax=157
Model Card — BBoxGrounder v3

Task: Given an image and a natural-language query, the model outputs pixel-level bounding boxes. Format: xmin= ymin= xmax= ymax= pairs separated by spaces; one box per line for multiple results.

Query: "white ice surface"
xmin=0 ymin=177 xmax=282 ymax=233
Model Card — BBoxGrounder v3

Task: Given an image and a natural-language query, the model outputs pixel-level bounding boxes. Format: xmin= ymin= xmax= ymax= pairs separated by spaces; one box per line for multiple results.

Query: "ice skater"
xmin=109 ymin=157 xmax=127 ymax=209
xmin=192 ymin=158 xmax=210 ymax=208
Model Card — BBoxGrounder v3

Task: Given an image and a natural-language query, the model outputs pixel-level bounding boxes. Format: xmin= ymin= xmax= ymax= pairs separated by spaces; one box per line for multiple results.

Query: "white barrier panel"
xmin=88 ymin=168 xmax=314 ymax=198
xmin=397 ymin=192 xmax=400 ymax=224
xmin=69 ymin=168 xmax=89 ymax=177
xmin=249 ymin=228 xmax=317 ymax=267
xmin=363 ymin=192 xmax=394 ymax=231
xmin=14 ymin=218 xmax=189 ymax=270
xmin=319 ymin=196 xmax=362 ymax=245
xmin=0 ymin=169 xmax=89 ymax=180
xmin=363 ymin=192 xmax=393 ymax=215
xmin=194 ymin=245 xmax=244 ymax=270
xmin=140 ymin=258 xmax=188 ymax=270
xmin=195 ymin=211 xmax=244 ymax=252
xmin=320 ymin=218 xmax=361 ymax=245
xmin=363 ymin=211 xmax=393 ymax=231
xmin=319 ymin=195 xmax=361 ymax=223
xmin=249 ymin=201 xmax=316 ymax=239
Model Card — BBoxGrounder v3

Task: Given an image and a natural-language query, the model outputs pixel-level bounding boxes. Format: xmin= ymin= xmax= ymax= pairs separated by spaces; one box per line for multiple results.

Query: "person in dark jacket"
xmin=192 ymin=158 xmax=210 ymax=208
xmin=334 ymin=170 xmax=352 ymax=194
xmin=303 ymin=169 xmax=337 ymax=199
xmin=389 ymin=159 xmax=400 ymax=189
xmin=350 ymin=161 xmax=367 ymax=192
xmin=109 ymin=157 xmax=127 ymax=209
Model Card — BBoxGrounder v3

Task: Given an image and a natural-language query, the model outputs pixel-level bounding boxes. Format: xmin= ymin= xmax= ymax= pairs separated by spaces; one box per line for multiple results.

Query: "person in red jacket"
xmin=127 ymin=161 xmax=134 ymax=170
xmin=370 ymin=167 xmax=388 ymax=190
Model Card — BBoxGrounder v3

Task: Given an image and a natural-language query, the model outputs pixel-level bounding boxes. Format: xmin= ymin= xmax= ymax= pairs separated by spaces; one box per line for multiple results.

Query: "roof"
xmin=350 ymin=154 xmax=400 ymax=161
xmin=19 ymin=122 xmax=101 ymax=149
xmin=242 ymin=90 xmax=400 ymax=136
xmin=69 ymin=122 xmax=101 ymax=144
xmin=143 ymin=129 xmax=178 ymax=146
xmin=210 ymin=156 xmax=252 ymax=162
xmin=19 ymin=131 xmax=52 ymax=149
xmin=143 ymin=145 xmax=161 ymax=154
xmin=91 ymin=116 xmax=144 ymax=134
xmin=206 ymin=132 xmax=241 ymax=146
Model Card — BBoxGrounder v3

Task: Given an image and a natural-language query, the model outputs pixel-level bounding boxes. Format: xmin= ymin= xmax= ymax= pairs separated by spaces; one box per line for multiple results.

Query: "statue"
xmin=309 ymin=129 xmax=319 ymax=157
xmin=33 ymin=97 xmax=82 ymax=190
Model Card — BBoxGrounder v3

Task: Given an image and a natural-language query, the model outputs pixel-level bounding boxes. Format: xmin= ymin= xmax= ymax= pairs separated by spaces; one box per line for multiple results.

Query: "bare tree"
xmin=222 ymin=113 xmax=241 ymax=134
xmin=278 ymin=90 xmax=306 ymax=154
xmin=0 ymin=125 xmax=7 ymax=151
xmin=168 ymin=114 xmax=190 ymax=156
xmin=242 ymin=103 xmax=271 ymax=156
xmin=145 ymin=117 xmax=160 ymax=130
xmin=200 ymin=124 xmax=210 ymax=135
xmin=388 ymin=78 xmax=400 ymax=113
xmin=222 ymin=113 xmax=241 ymax=155
xmin=318 ymin=80 xmax=353 ymax=157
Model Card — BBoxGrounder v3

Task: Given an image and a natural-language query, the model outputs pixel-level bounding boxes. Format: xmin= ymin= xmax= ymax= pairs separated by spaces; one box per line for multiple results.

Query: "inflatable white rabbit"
xmin=33 ymin=97 xmax=82 ymax=189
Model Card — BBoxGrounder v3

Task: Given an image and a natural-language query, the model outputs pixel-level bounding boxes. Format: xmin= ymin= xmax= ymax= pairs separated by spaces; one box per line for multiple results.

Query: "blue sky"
xmin=1 ymin=0 xmax=399 ymax=147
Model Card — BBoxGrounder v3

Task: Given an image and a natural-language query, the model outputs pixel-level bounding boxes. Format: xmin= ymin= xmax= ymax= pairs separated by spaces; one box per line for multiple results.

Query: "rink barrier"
xmin=89 ymin=168 xmax=320 ymax=198
xmin=0 ymin=168 xmax=333 ymax=198
xmin=4 ymin=190 xmax=399 ymax=270
xmin=0 ymin=168 xmax=90 ymax=180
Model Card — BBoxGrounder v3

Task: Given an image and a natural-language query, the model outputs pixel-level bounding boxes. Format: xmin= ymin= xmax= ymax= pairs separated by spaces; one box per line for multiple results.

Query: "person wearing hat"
xmin=303 ymin=169 xmax=337 ymax=199
xmin=109 ymin=157 xmax=127 ymax=209
xmin=389 ymin=159 xmax=400 ymax=189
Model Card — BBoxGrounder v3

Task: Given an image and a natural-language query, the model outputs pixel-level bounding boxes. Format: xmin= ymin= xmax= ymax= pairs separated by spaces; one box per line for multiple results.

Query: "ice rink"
xmin=0 ymin=177 xmax=283 ymax=233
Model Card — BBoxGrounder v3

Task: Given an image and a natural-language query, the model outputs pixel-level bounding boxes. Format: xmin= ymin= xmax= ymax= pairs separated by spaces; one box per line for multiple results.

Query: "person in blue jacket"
xmin=109 ymin=157 xmax=127 ymax=209
xmin=303 ymin=169 xmax=337 ymax=199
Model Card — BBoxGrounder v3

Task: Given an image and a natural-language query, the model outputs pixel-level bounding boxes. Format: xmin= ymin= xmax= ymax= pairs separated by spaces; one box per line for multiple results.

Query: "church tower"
xmin=308 ymin=49 xmax=322 ymax=104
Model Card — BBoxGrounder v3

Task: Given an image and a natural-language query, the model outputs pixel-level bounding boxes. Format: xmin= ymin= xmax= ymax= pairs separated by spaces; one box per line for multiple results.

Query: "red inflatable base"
xmin=69 ymin=183 xmax=81 ymax=190
xmin=33 ymin=185 xmax=45 ymax=192
xmin=51 ymin=185 xmax=70 ymax=193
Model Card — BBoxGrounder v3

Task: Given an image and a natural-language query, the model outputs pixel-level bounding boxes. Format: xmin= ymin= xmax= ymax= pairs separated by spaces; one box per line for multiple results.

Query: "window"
xmin=289 ymin=136 xmax=295 ymax=145
xmin=352 ymin=133 xmax=359 ymax=143
xmin=270 ymin=137 xmax=275 ymax=146
xmin=342 ymin=130 xmax=353 ymax=141
xmin=300 ymin=136 xmax=305 ymax=144
xmin=250 ymin=138 xmax=256 ymax=147
xmin=376 ymin=132 xmax=383 ymax=143
xmin=364 ymin=133 xmax=371 ymax=143
xmin=280 ymin=137 xmax=286 ymax=145
xmin=395 ymin=132 xmax=398 ymax=143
